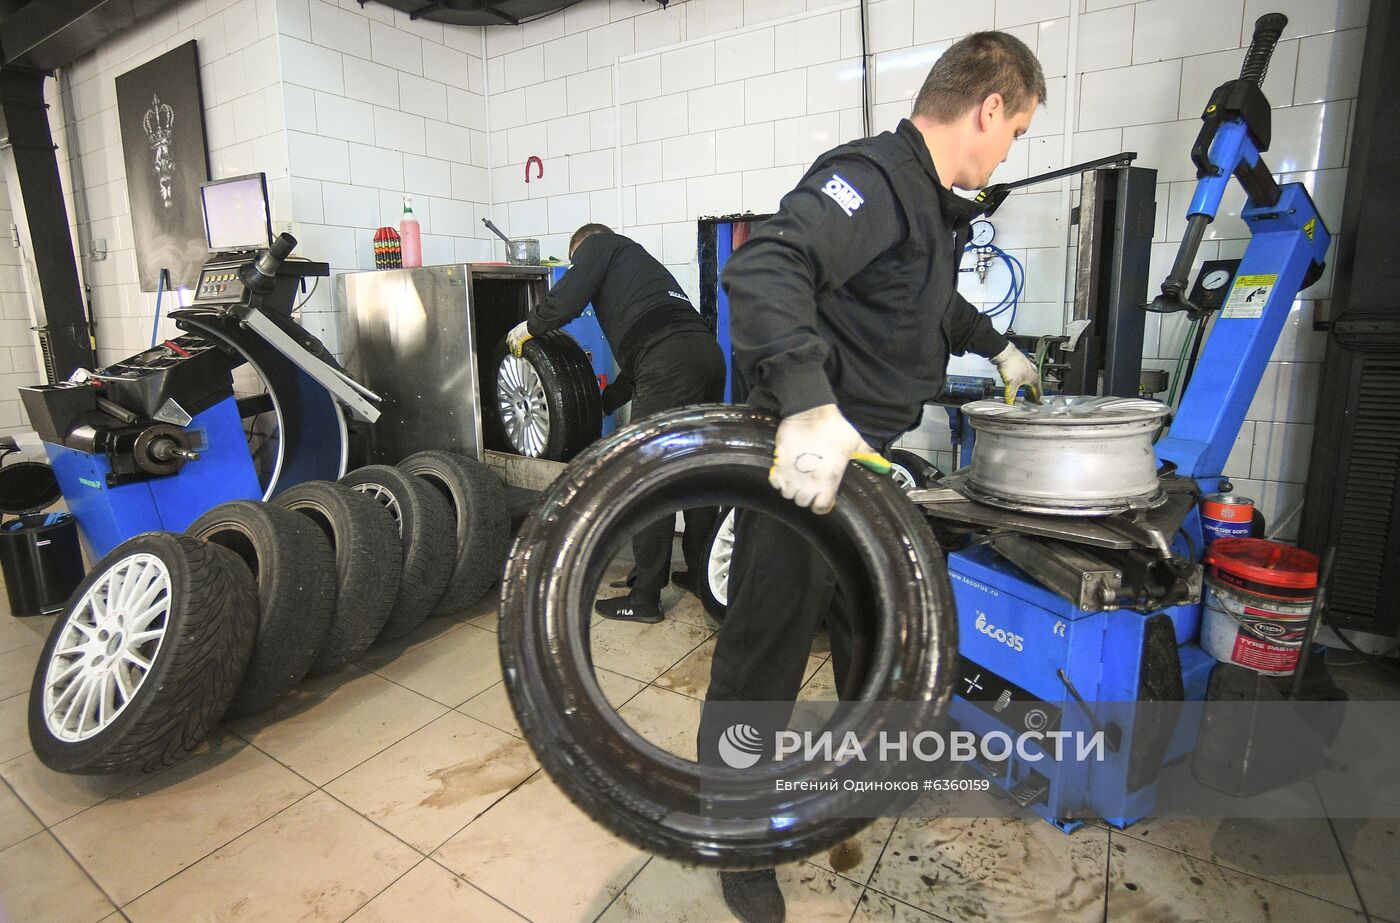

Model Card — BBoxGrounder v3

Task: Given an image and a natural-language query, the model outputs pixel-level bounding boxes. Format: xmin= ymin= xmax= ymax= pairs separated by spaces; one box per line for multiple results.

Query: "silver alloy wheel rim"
xmin=352 ymin=483 xmax=403 ymax=536
xmin=889 ymin=463 xmax=917 ymax=492
xmin=43 ymin=552 xmax=172 ymax=742
xmin=497 ymin=355 xmax=551 ymax=457
xmin=707 ymin=509 xmax=737 ymax=607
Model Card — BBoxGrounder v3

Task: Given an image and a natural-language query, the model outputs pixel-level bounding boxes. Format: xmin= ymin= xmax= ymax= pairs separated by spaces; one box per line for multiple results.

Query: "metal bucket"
xmin=506 ymin=239 xmax=541 ymax=265
xmin=960 ymin=395 xmax=1170 ymax=516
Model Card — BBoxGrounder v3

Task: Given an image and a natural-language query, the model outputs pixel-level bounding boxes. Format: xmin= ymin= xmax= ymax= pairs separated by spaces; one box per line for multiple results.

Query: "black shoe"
xmin=721 ymin=869 xmax=784 ymax=923
xmin=594 ymin=596 xmax=663 ymax=623
xmin=671 ymin=569 xmax=700 ymax=595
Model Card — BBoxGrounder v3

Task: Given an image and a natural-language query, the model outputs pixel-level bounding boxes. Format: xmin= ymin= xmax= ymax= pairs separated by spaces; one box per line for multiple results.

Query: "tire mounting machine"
xmin=916 ymin=13 xmax=1332 ymax=828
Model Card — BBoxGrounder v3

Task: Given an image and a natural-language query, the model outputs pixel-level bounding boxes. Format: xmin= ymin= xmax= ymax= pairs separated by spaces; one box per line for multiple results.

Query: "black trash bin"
xmin=0 ymin=454 xmax=85 ymax=617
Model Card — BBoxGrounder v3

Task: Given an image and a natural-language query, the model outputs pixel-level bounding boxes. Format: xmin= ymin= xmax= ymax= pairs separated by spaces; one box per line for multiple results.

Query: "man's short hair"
xmin=912 ymin=31 xmax=1046 ymax=122
xmin=570 ymin=223 xmax=611 ymax=253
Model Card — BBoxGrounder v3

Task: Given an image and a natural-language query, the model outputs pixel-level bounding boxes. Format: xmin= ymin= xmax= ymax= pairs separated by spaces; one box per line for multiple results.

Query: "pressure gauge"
xmin=970 ymin=219 xmax=996 ymax=247
xmin=1201 ymin=269 xmax=1232 ymax=290
xmin=1186 ymin=259 xmax=1242 ymax=314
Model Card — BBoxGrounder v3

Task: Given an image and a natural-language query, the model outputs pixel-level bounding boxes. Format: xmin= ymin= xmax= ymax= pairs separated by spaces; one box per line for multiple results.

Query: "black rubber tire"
xmin=490 ymin=331 xmax=603 ymax=461
xmin=547 ymin=330 xmax=603 ymax=453
xmin=500 ymin=405 xmax=957 ymax=869
xmin=397 ymin=450 xmax=511 ymax=613
xmin=28 ymin=532 xmax=258 ymax=774
xmin=696 ymin=506 xmax=735 ymax=622
xmin=491 ymin=336 xmax=575 ymax=460
xmin=274 ymin=481 xmax=403 ymax=672
xmin=339 ymin=465 xmax=455 ymax=641
xmin=187 ymin=501 xmax=337 ymax=718
xmin=887 ymin=449 xmax=943 ymax=491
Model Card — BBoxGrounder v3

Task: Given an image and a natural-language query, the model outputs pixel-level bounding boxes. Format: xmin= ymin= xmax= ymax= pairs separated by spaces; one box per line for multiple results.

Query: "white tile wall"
xmin=18 ymin=0 xmax=1362 ymax=531
xmin=277 ymin=0 xmax=489 ymax=324
xmin=468 ymin=0 xmax=1366 ymax=539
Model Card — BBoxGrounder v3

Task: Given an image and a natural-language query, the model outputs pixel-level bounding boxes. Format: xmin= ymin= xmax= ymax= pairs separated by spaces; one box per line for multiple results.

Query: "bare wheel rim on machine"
xmin=954 ymin=395 xmax=1171 ymax=516
xmin=28 ymin=533 xmax=258 ymax=774
xmin=500 ymin=405 xmax=957 ymax=868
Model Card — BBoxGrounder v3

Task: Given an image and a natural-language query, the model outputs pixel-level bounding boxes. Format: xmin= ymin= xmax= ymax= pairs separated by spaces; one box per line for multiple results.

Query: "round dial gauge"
xmin=970 ymin=220 xmax=996 ymax=247
xmin=1202 ymin=269 xmax=1232 ymax=290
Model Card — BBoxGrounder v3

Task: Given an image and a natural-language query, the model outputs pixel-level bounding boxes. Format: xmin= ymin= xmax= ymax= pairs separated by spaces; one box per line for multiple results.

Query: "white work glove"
xmin=506 ymin=321 xmax=533 ymax=357
xmin=990 ymin=342 xmax=1042 ymax=404
xmin=771 ymin=404 xmax=891 ymax=515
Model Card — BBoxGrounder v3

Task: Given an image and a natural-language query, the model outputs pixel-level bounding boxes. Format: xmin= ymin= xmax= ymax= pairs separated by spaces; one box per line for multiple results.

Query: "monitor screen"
xmin=201 ymin=174 xmax=271 ymax=252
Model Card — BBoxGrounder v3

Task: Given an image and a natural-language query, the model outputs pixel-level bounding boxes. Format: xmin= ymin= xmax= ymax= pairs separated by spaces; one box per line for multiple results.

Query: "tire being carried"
xmin=340 ymin=465 xmax=455 ymax=640
xmin=28 ymin=532 xmax=258 ymax=774
xmin=187 ymin=501 xmax=337 ymax=718
xmin=274 ymin=481 xmax=403 ymax=672
xmin=500 ymin=405 xmax=957 ymax=869
xmin=398 ymin=451 xmax=510 ymax=612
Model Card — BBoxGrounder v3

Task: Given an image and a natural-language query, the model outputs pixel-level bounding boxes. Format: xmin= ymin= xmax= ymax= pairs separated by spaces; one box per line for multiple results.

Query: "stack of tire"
xmin=27 ymin=451 xmax=508 ymax=775
xmin=488 ymin=330 xmax=602 ymax=462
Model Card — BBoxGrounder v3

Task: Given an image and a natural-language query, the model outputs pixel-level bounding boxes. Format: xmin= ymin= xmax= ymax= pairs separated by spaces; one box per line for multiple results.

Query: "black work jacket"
xmin=723 ymin=118 xmax=1009 ymax=440
xmin=527 ymin=231 xmax=708 ymax=375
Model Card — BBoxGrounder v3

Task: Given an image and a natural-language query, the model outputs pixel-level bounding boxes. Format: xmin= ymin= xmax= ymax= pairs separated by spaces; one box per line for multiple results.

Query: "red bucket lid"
xmin=1204 ymin=538 xmax=1319 ymax=590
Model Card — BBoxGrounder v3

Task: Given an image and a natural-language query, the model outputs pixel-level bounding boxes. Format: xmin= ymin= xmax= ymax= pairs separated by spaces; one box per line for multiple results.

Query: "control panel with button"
xmin=192 ymin=263 xmax=248 ymax=305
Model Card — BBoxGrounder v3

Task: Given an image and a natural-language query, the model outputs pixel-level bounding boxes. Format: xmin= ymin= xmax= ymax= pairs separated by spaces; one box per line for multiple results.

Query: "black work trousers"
xmin=627 ymin=331 xmax=727 ymax=605
xmin=696 ymin=510 xmax=858 ymax=764
xmin=695 ymin=408 xmax=895 ymax=765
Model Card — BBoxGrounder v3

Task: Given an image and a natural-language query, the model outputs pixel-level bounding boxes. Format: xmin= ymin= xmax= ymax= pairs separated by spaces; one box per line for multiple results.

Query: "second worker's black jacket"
xmin=526 ymin=231 xmax=709 ymax=380
xmin=723 ymin=118 xmax=1010 ymax=441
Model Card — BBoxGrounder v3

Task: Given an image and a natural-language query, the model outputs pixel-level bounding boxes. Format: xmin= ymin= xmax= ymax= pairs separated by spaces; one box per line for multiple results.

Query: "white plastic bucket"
xmin=1201 ymin=576 xmax=1315 ymax=676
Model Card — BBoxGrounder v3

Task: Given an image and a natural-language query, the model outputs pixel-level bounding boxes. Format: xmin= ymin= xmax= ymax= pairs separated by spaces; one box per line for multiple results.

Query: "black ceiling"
xmin=363 ymin=0 xmax=598 ymax=26
xmin=0 ymin=0 xmax=180 ymax=70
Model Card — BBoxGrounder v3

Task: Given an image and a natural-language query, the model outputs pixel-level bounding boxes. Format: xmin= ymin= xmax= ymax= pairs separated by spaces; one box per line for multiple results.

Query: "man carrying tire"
xmin=700 ymin=33 xmax=1046 ymax=923
xmin=507 ymin=225 xmax=726 ymax=624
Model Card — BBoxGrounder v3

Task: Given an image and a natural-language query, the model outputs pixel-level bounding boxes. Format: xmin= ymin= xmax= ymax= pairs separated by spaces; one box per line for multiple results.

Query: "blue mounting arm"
xmin=1154 ymin=183 xmax=1330 ymax=478
xmin=1147 ymin=11 xmax=1332 ymax=480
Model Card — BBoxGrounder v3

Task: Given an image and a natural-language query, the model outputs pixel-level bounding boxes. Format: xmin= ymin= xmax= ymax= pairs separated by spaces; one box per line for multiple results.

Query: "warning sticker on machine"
xmin=1221 ymin=274 xmax=1278 ymax=318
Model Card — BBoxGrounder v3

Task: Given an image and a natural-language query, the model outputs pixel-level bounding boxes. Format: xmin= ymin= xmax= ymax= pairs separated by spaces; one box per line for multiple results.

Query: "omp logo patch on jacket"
xmin=821 ymin=174 xmax=865 ymax=216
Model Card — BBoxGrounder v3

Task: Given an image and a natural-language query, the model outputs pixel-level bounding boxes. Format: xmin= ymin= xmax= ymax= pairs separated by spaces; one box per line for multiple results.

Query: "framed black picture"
xmin=115 ymin=40 xmax=211 ymax=292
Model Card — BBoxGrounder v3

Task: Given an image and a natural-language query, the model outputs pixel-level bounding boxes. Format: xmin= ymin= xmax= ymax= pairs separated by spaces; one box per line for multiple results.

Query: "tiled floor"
xmin=2 ymin=565 xmax=1398 ymax=923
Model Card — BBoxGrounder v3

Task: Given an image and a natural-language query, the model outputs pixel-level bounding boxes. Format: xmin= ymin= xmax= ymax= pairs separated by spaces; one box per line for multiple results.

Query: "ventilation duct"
xmin=360 ymin=0 xmax=598 ymax=26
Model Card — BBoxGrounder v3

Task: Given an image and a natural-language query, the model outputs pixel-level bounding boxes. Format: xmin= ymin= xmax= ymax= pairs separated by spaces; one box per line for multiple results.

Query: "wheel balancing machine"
xmin=20 ymin=234 xmax=381 ymax=558
xmin=916 ymin=12 xmax=1332 ymax=829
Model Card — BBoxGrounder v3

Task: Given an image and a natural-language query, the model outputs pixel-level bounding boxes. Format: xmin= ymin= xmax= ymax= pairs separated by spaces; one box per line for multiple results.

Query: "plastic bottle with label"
xmin=400 ymin=195 xmax=422 ymax=268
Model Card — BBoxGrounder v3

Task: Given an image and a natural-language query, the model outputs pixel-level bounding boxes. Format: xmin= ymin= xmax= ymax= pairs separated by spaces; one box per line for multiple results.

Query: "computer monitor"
xmin=200 ymin=173 xmax=272 ymax=253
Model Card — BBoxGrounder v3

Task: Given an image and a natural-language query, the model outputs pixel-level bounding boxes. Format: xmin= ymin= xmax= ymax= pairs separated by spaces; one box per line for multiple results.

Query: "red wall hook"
xmin=525 ymin=156 xmax=543 ymax=183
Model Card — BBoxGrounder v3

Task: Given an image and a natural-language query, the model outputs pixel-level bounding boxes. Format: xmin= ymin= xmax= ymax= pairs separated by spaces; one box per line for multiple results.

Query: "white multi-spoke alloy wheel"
xmin=707 ymin=508 xmax=737 ymax=608
xmin=497 ymin=353 xmax=551 ymax=458
xmin=43 ymin=552 xmax=170 ymax=742
xmin=350 ymin=481 xmax=404 ymax=535
xmin=28 ymin=532 xmax=258 ymax=775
